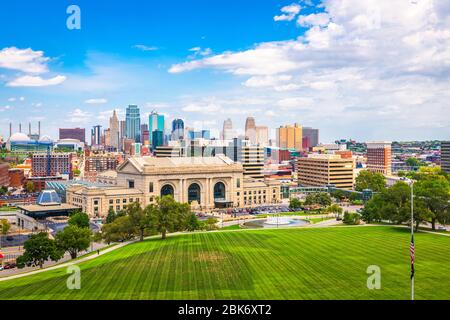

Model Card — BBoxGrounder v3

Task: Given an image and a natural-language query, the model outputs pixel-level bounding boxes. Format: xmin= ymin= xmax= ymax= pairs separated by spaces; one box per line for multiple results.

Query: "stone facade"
xmin=67 ymin=155 xmax=282 ymax=218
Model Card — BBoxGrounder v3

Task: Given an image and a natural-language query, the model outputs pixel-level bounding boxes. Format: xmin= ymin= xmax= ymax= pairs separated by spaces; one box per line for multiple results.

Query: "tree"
xmin=289 ymin=198 xmax=303 ymax=210
xmin=343 ymin=212 xmax=361 ymax=225
xmin=55 ymin=225 xmax=92 ymax=259
xmin=355 ymin=170 xmax=386 ymax=192
xmin=106 ymin=208 xmax=117 ymax=224
xmin=0 ymin=186 xmax=8 ymax=196
xmin=406 ymin=157 xmax=421 ymax=169
xmin=186 ymin=213 xmax=201 ymax=232
xmin=304 ymin=193 xmax=332 ymax=208
xmin=16 ymin=233 xmax=63 ymax=269
xmin=205 ymin=218 xmax=219 ymax=231
xmin=415 ymin=175 xmax=450 ymax=230
xmin=0 ymin=219 xmax=11 ymax=236
xmin=149 ymin=196 xmax=191 ymax=240
xmin=101 ymin=215 xmax=136 ymax=244
xmin=126 ymin=202 xmax=152 ymax=241
xmin=69 ymin=211 xmax=90 ymax=229
xmin=331 ymin=189 xmax=346 ymax=202
xmin=326 ymin=204 xmax=343 ymax=217
xmin=25 ymin=181 xmax=34 ymax=193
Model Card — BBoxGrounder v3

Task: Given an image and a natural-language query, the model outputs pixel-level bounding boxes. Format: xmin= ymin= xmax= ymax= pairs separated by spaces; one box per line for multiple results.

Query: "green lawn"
xmin=0 ymin=226 xmax=449 ymax=300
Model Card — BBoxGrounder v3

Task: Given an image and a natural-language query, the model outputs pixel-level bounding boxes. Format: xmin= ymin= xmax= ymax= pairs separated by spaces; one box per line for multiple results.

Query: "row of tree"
xmin=101 ymin=196 xmax=216 ymax=243
xmin=361 ymin=168 xmax=450 ymax=230
xmin=17 ymin=212 xmax=92 ymax=268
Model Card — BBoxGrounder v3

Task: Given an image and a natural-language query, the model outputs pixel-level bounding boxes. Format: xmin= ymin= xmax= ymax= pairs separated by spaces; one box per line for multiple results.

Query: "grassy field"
xmin=0 ymin=226 xmax=449 ymax=300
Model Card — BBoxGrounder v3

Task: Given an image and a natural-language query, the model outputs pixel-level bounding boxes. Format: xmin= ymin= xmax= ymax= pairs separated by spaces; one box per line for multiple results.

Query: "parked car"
xmin=0 ymin=266 xmax=4 ymax=271
xmin=438 ymin=226 xmax=447 ymax=231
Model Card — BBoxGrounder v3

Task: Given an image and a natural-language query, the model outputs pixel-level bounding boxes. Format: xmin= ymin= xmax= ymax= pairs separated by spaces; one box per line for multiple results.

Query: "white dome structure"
xmin=9 ymin=132 xmax=31 ymax=142
xmin=39 ymin=135 xmax=53 ymax=143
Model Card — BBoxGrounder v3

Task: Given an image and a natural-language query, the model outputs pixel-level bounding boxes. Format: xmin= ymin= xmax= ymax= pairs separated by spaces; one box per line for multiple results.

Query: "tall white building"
xmin=109 ymin=110 xmax=120 ymax=150
xmin=222 ymin=118 xmax=235 ymax=140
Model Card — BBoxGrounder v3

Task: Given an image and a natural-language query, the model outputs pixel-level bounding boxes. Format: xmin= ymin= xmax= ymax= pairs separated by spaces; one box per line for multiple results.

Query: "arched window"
xmin=188 ymin=183 xmax=201 ymax=203
xmin=161 ymin=184 xmax=174 ymax=198
xmin=214 ymin=182 xmax=226 ymax=201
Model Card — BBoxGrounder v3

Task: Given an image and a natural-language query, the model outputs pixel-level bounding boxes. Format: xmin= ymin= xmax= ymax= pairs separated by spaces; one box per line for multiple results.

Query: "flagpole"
xmin=411 ymin=180 xmax=414 ymax=301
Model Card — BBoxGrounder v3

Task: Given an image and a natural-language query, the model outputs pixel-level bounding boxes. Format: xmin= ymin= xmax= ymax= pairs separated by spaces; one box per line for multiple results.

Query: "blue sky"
xmin=0 ymin=0 xmax=449 ymax=142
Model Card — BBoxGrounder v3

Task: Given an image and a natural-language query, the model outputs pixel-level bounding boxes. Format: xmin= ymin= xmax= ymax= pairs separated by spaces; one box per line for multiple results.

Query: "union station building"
xmin=67 ymin=155 xmax=282 ymax=218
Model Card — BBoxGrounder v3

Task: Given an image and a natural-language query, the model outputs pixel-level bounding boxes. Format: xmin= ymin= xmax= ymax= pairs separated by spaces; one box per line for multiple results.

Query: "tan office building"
xmin=277 ymin=123 xmax=303 ymax=151
xmin=297 ymin=154 xmax=355 ymax=190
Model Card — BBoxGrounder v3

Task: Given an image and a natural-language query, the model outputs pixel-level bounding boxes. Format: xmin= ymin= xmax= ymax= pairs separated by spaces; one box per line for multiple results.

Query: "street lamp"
xmin=403 ymin=177 xmax=415 ymax=301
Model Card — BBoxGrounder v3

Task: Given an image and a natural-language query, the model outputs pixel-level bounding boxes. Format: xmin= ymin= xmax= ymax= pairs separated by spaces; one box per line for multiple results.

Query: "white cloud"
xmin=297 ymin=12 xmax=331 ymax=27
xmin=133 ymin=45 xmax=159 ymax=51
xmin=67 ymin=109 xmax=92 ymax=124
xmin=182 ymin=103 xmax=221 ymax=114
xmin=0 ymin=105 xmax=11 ymax=112
xmin=7 ymin=75 xmax=66 ymax=87
xmin=188 ymin=47 xmax=213 ymax=58
xmin=8 ymin=98 xmax=16 ymax=102
xmin=85 ymin=98 xmax=108 ymax=104
xmin=274 ymin=3 xmax=302 ymax=22
xmin=243 ymin=75 xmax=292 ymax=88
xmin=277 ymin=97 xmax=314 ymax=110
xmin=168 ymin=0 xmax=450 ymax=140
xmin=0 ymin=47 xmax=50 ymax=74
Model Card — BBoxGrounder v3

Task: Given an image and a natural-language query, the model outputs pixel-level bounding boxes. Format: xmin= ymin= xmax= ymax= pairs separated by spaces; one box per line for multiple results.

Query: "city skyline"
xmin=1 ymin=0 xmax=450 ymax=142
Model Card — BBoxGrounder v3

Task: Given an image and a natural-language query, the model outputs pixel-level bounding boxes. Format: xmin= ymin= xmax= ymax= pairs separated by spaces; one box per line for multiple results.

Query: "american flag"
xmin=410 ymin=234 xmax=415 ymax=280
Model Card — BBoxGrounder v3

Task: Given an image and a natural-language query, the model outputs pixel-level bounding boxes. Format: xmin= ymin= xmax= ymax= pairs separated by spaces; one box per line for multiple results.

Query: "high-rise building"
xmin=104 ymin=129 xmax=111 ymax=148
xmin=91 ymin=125 xmax=102 ymax=147
xmin=441 ymin=141 xmax=450 ymax=173
xmin=245 ymin=117 xmax=257 ymax=144
xmin=222 ymin=118 xmax=234 ymax=140
xmin=255 ymin=126 xmax=269 ymax=147
xmin=119 ymin=120 xmax=126 ymax=140
xmin=302 ymin=127 xmax=319 ymax=149
xmin=298 ymin=154 xmax=355 ymax=190
xmin=149 ymin=111 xmax=165 ymax=144
xmin=59 ymin=128 xmax=86 ymax=143
xmin=172 ymin=119 xmax=185 ymax=141
xmin=277 ymin=123 xmax=302 ymax=151
xmin=109 ymin=110 xmax=120 ymax=150
xmin=126 ymin=105 xmax=141 ymax=143
xmin=188 ymin=130 xmax=210 ymax=140
xmin=240 ymin=146 xmax=265 ymax=180
xmin=152 ymin=130 xmax=164 ymax=151
xmin=366 ymin=141 xmax=392 ymax=175
xmin=31 ymin=153 xmax=73 ymax=179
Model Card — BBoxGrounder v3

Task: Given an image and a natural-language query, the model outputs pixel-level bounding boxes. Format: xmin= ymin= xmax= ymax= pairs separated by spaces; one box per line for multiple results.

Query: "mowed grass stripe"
xmin=0 ymin=226 xmax=449 ymax=300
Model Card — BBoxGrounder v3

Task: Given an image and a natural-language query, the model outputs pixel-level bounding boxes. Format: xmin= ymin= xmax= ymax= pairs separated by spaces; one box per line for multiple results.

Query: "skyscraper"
xmin=255 ymin=126 xmax=269 ymax=147
xmin=109 ymin=110 xmax=120 ymax=150
xmin=245 ymin=117 xmax=256 ymax=144
xmin=172 ymin=119 xmax=185 ymax=141
xmin=222 ymin=118 xmax=234 ymax=140
xmin=366 ymin=141 xmax=392 ymax=175
xmin=441 ymin=141 xmax=450 ymax=174
xmin=91 ymin=125 xmax=102 ymax=146
xmin=126 ymin=105 xmax=141 ymax=143
xmin=149 ymin=111 xmax=165 ymax=144
xmin=302 ymin=127 xmax=319 ymax=149
xmin=277 ymin=123 xmax=303 ymax=151
xmin=119 ymin=120 xmax=126 ymax=140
